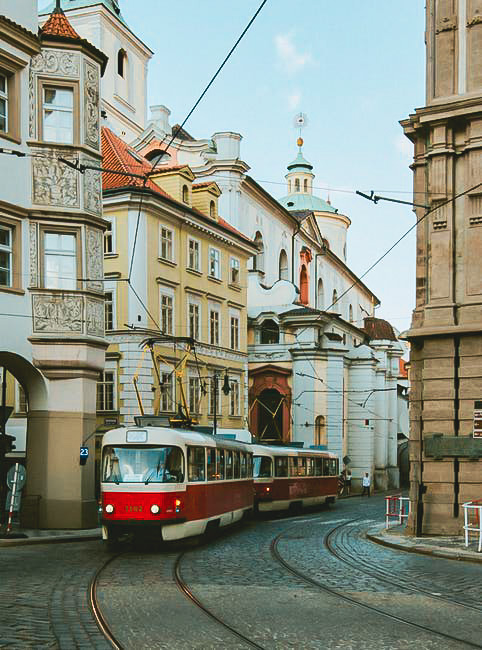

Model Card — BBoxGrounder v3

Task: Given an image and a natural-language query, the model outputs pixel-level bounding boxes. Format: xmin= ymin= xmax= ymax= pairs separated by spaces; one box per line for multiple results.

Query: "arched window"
xmin=332 ymin=289 xmax=338 ymax=309
xmin=317 ymin=278 xmax=324 ymax=309
xmin=144 ymin=149 xmax=171 ymax=164
xmin=295 ymin=178 xmax=300 ymax=192
xmin=117 ymin=49 xmax=127 ymax=77
xmin=315 ymin=415 xmax=326 ymax=446
xmin=349 ymin=304 xmax=353 ymax=323
xmin=303 ymin=178 xmax=308 ymax=192
xmin=253 ymin=231 xmax=264 ymax=271
xmin=300 ymin=265 xmax=309 ymax=305
xmin=182 ymin=184 xmax=189 ymax=204
xmin=210 ymin=201 xmax=216 ymax=218
xmin=279 ymin=249 xmax=288 ymax=280
xmin=260 ymin=319 xmax=279 ymax=344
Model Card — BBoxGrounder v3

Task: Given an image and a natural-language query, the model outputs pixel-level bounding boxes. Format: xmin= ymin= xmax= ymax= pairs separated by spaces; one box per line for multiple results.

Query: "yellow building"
xmin=97 ymin=128 xmax=256 ymax=450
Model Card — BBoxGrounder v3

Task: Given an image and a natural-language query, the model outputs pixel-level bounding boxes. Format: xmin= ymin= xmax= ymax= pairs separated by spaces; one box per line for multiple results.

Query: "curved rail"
xmin=271 ymin=520 xmax=482 ymax=649
xmin=173 ymin=552 xmax=264 ymax=650
xmin=325 ymin=521 xmax=482 ymax=614
xmin=89 ymin=554 xmax=124 ymax=650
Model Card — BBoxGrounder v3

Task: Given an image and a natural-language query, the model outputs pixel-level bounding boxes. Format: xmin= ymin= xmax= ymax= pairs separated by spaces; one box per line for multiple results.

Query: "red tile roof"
xmin=193 ymin=181 xmax=217 ymax=189
xmin=102 ymin=127 xmax=171 ymax=198
xmin=102 ymin=127 xmax=254 ymax=246
xmin=41 ymin=8 xmax=81 ymax=39
xmin=150 ymin=164 xmax=189 ymax=175
xmin=363 ymin=317 xmax=397 ymax=341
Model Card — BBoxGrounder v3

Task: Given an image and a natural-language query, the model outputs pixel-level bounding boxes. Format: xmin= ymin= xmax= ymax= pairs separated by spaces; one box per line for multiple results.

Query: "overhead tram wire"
xmin=125 ymin=0 xmax=268 ymax=294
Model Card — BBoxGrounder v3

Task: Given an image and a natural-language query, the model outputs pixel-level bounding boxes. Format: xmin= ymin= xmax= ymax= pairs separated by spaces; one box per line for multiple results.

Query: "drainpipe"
xmin=291 ymin=223 xmax=301 ymax=284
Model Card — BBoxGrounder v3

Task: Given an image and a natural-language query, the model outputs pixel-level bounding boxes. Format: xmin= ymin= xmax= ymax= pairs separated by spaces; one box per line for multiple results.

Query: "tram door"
xmin=258 ymin=389 xmax=284 ymax=444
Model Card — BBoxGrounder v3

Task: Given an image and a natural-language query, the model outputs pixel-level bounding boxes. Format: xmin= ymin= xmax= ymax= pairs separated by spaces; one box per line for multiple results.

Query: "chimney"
xmin=150 ymin=105 xmax=171 ymax=134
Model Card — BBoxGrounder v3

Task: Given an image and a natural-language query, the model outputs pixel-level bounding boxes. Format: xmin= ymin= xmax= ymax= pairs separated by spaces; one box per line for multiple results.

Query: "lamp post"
xmin=212 ymin=371 xmax=231 ymax=436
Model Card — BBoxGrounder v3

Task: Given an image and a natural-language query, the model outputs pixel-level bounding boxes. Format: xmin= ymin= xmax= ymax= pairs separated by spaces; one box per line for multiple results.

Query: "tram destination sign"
xmin=474 ymin=401 xmax=482 ymax=439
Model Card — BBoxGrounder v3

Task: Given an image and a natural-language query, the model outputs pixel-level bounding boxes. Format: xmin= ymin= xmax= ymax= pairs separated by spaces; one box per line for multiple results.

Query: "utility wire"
xmin=148 ymin=0 xmax=268 ymax=175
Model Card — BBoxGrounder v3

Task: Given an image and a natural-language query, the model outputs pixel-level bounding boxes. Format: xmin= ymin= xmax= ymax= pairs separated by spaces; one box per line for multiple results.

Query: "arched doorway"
xmin=258 ymin=388 xmax=284 ymax=443
xmin=249 ymin=365 xmax=291 ymax=444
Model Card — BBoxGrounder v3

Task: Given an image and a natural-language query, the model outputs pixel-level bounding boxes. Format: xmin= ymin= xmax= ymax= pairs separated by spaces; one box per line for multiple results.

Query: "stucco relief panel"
xmin=31 ymin=149 xmax=79 ymax=208
xmin=86 ymin=227 xmax=103 ymax=292
xmin=28 ymin=67 xmax=36 ymax=139
xmin=83 ymin=60 xmax=100 ymax=150
xmin=82 ymin=158 xmax=102 ymax=215
xmin=31 ymin=49 xmax=80 ymax=77
xmin=32 ymin=294 xmax=83 ymax=333
xmin=86 ymin=298 xmax=104 ymax=337
xmin=29 ymin=222 xmax=38 ymax=288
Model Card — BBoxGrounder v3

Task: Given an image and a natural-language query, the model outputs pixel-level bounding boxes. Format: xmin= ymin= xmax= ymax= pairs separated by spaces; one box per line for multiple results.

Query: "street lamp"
xmin=213 ymin=371 xmax=231 ymax=436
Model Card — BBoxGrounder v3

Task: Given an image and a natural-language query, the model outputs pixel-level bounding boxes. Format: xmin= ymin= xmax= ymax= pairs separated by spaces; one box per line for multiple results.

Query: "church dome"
xmin=287 ymin=150 xmax=313 ymax=172
xmin=279 ymin=192 xmax=338 ymax=213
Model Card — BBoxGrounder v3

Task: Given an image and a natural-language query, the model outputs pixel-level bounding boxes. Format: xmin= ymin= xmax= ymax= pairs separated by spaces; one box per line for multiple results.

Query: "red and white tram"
xmin=252 ymin=445 xmax=339 ymax=512
xmin=101 ymin=426 xmax=254 ymax=545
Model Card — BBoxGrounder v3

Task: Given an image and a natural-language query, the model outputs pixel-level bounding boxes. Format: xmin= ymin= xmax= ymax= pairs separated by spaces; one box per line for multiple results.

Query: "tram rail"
xmin=89 ymin=553 xmax=125 ymax=650
xmin=325 ymin=520 xmax=482 ymax=614
xmin=173 ymin=551 xmax=265 ymax=649
xmin=271 ymin=520 xmax=482 ymax=650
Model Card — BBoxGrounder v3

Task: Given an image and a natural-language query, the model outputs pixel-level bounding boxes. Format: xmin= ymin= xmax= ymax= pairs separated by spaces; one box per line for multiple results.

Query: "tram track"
xmin=89 ymin=553 xmax=125 ymax=650
xmin=173 ymin=551 xmax=265 ymax=649
xmin=271 ymin=519 xmax=482 ymax=649
xmin=325 ymin=519 xmax=482 ymax=614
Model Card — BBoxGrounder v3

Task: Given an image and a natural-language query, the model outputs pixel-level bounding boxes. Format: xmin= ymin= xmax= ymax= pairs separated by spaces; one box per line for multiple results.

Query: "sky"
xmin=40 ymin=0 xmax=426 ymax=332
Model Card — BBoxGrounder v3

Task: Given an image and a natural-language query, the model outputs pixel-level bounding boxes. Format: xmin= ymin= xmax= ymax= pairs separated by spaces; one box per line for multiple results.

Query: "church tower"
xmin=279 ymin=137 xmax=351 ymax=261
xmin=39 ymin=0 xmax=153 ymax=141
xmin=401 ymin=0 xmax=482 ymax=535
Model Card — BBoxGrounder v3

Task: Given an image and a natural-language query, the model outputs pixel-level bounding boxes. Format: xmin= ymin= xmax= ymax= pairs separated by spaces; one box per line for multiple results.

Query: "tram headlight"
xmin=150 ymin=504 xmax=160 ymax=514
xmin=105 ymin=504 xmax=114 ymax=514
xmin=175 ymin=498 xmax=182 ymax=513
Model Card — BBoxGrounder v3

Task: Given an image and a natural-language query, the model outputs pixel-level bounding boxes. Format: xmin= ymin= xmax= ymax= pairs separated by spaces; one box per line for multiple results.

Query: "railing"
xmin=385 ymin=495 xmax=411 ymax=529
xmin=463 ymin=500 xmax=482 ymax=553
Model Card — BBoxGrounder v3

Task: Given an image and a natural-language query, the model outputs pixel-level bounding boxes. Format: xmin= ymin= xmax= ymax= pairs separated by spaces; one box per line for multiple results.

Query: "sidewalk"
xmin=368 ymin=524 xmax=482 ymax=563
xmin=0 ymin=525 xmax=101 ymax=547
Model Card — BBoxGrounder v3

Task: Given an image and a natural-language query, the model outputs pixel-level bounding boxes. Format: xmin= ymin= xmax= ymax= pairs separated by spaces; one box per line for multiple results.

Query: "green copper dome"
xmin=40 ymin=0 xmax=126 ymax=25
xmin=287 ymin=149 xmax=313 ymax=172
xmin=279 ymin=193 xmax=338 ymax=213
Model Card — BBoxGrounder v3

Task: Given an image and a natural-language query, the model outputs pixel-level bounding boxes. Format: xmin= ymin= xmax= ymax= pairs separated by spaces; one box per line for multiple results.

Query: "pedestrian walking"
xmin=361 ymin=472 xmax=371 ymax=497
xmin=346 ymin=469 xmax=352 ymax=495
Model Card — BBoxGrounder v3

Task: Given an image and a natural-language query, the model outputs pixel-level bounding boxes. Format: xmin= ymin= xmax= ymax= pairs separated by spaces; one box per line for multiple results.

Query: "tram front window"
xmin=253 ymin=456 xmax=273 ymax=478
xmin=102 ymin=446 xmax=184 ymax=484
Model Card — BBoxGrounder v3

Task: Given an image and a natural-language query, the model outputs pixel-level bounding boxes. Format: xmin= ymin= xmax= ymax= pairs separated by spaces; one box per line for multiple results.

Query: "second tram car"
xmin=252 ymin=444 xmax=339 ymax=511
xmin=101 ymin=426 xmax=254 ymax=545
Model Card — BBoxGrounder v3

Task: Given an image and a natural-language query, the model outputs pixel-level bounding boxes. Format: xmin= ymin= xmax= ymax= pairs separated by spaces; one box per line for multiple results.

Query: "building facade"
xmin=401 ymin=0 xmax=482 ymax=534
xmin=97 ymin=127 xmax=256 ymax=464
xmin=0 ymin=2 xmax=108 ymax=528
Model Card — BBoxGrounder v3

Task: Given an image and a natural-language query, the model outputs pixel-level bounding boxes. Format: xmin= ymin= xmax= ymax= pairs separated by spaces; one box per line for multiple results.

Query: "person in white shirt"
xmin=362 ymin=472 xmax=371 ymax=497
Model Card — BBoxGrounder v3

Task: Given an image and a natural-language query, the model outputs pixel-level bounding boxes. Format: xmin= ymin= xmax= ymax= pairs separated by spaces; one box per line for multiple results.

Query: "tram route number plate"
xmin=474 ymin=401 xmax=482 ymax=439
xmin=125 ymin=505 xmax=143 ymax=513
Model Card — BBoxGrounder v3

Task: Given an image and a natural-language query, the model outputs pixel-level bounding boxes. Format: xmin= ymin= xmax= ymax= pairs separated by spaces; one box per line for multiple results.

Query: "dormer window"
xmin=210 ymin=200 xmax=216 ymax=218
xmin=117 ymin=49 xmax=127 ymax=78
xmin=182 ymin=184 xmax=189 ymax=204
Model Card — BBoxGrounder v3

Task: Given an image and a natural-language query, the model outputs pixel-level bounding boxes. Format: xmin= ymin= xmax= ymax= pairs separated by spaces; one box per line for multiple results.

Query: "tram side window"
xmin=187 ymin=446 xmax=205 ymax=482
xmin=298 ymin=457 xmax=307 ymax=476
xmin=314 ymin=458 xmax=323 ymax=476
xmin=275 ymin=456 xmax=288 ymax=477
xmin=207 ymin=448 xmax=217 ymax=480
xmin=289 ymin=457 xmax=299 ymax=477
xmin=254 ymin=456 xmax=273 ymax=478
xmin=329 ymin=458 xmax=338 ymax=476
xmin=217 ymin=448 xmax=225 ymax=480
xmin=225 ymin=450 xmax=233 ymax=479
xmin=233 ymin=451 xmax=240 ymax=478
xmin=323 ymin=458 xmax=330 ymax=476
xmin=247 ymin=453 xmax=253 ymax=477
xmin=306 ymin=458 xmax=314 ymax=476
xmin=240 ymin=452 xmax=247 ymax=478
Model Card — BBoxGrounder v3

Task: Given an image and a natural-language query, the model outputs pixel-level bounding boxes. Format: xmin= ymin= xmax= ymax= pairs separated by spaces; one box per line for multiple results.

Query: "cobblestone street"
xmin=1 ymin=494 xmax=481 ymax=649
